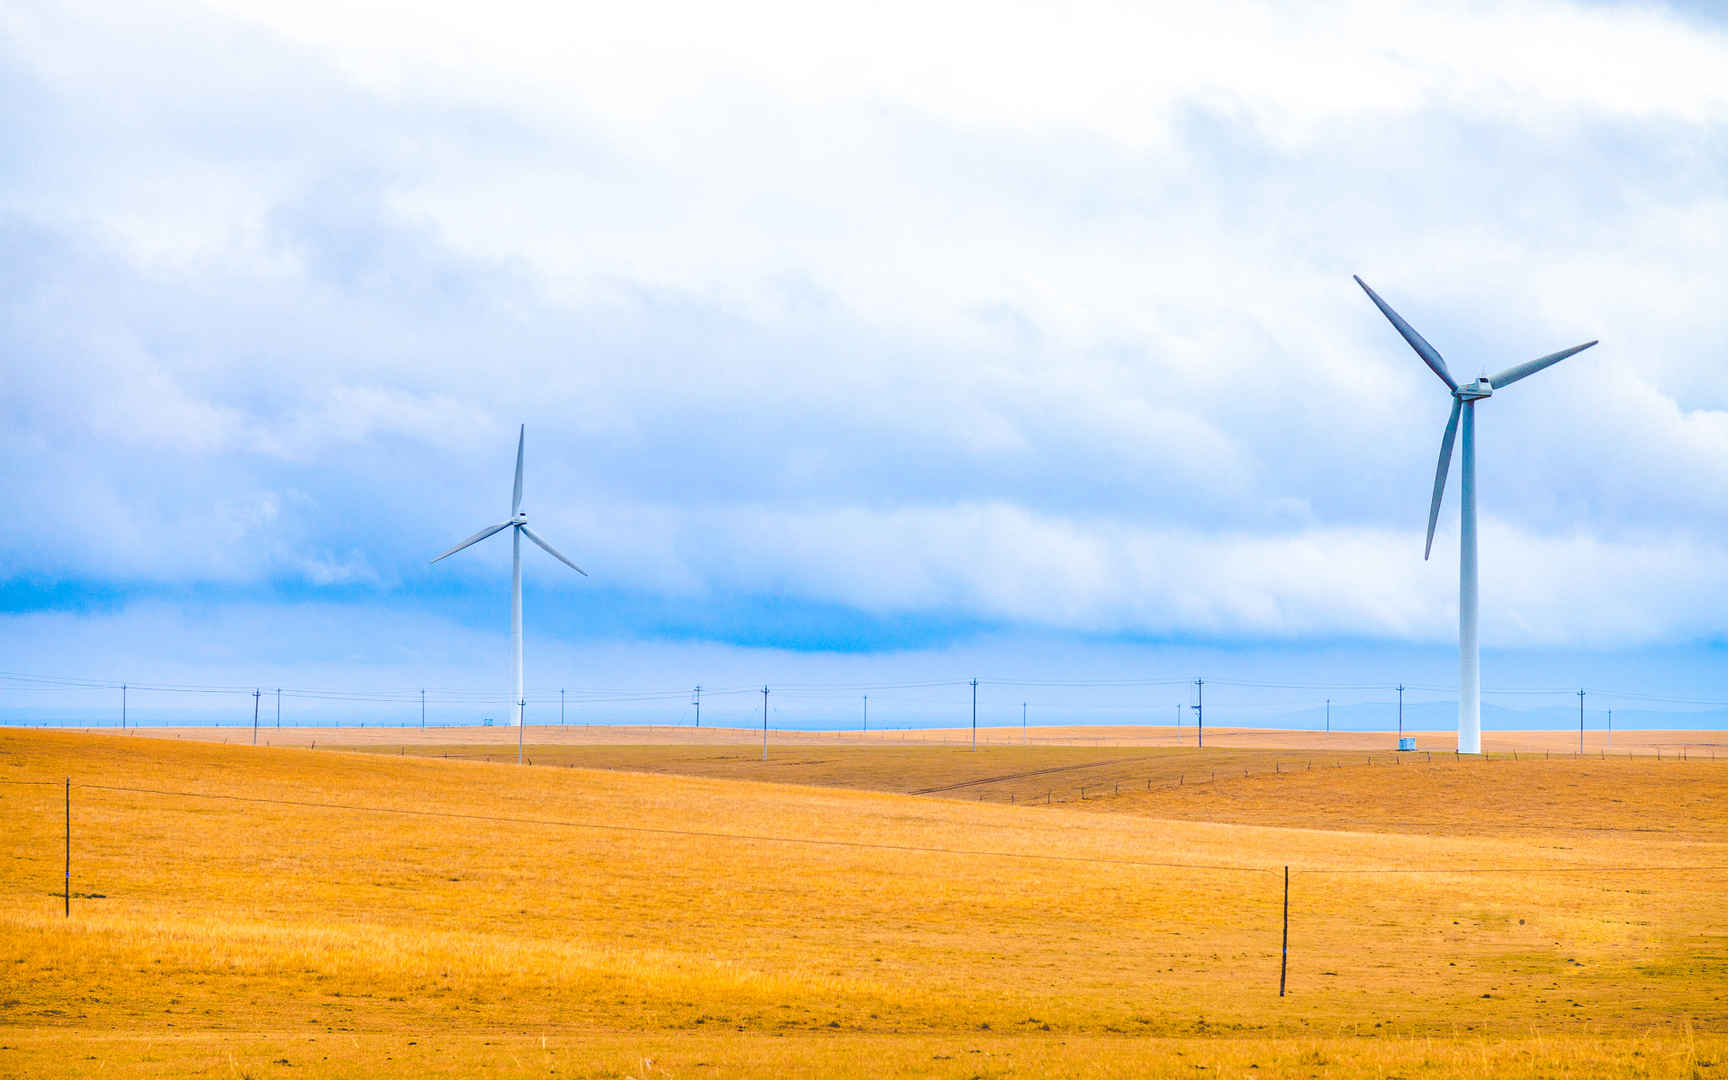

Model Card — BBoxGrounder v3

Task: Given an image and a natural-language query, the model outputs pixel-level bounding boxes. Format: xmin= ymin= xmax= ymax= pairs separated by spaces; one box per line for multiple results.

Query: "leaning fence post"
xmin=1279 ymin=865 xmax=1288 ymax=997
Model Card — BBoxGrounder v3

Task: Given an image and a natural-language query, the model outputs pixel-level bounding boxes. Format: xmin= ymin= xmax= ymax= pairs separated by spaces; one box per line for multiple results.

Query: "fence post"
xmin=64 ymin=777 xmax=74 ymax=917
xmin=1279 ymin=865 xmax=1288 ymax=997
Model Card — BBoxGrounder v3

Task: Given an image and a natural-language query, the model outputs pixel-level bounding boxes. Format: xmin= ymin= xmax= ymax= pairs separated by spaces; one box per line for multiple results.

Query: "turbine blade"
xmin=1354 ymin=275 xmax=1457 ymax=391
xmin=512 ymin=424 xmax=525 ymax=515
xmin=1489 ymin=341 xmax=1597 ymax=390
xmin=1424 ymin=399 xmax=1462 ymax=561
xmin=431 ymin=521 xmax=511 ymax=563
xmin=521 ymin=525 xmax=587 ymax=576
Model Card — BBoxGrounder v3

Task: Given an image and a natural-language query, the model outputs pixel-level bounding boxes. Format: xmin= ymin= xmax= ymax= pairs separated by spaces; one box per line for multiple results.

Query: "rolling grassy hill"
xmin=2 ymin=729 xmax=1725 ymax=1077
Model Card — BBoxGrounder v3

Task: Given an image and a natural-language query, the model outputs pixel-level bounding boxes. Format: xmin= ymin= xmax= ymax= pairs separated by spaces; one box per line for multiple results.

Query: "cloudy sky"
xmin=3 ymin=0 xmax=1726 ymax=725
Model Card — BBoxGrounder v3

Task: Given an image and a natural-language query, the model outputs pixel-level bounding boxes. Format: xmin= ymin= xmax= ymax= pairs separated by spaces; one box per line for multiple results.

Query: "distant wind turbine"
xmin=1354 ymin=276 xmax=1595 ymax=755
xmin=432 ymin=425 xmax=587 ymax=729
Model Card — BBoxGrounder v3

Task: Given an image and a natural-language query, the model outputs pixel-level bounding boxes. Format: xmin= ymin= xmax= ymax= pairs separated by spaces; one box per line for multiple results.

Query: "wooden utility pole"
xmin=252 ymin=689 xmax=261 ymax=745
xmin=971 ymin=678 xmax=979 ymax=749
xmin=762 ymin=686 xmax=770 ymax=761
xmin=1195 ymin=678 xmax=1205 ymax=748
xmin=1578 ymin=689 xmax=1586 ymax=754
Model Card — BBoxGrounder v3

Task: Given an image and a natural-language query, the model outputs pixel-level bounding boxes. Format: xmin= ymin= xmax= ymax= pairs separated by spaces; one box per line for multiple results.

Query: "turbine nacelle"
xmin=1455 ymin=379 xmax=1493 ymax=401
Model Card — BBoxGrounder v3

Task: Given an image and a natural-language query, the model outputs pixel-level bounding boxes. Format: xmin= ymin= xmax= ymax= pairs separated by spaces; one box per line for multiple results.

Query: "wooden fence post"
xmin=1279 ymin=865 xmax=1288 ymax=997
xmin=64 ymin=778 xmax=70 ymax=918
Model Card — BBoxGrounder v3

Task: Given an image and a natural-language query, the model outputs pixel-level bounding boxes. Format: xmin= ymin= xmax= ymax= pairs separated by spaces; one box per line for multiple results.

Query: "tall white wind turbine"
xmin=432 ymin=425 xmax=587 ymax=727
xmin=1354 ymin=277 xmax=1595 ymax=754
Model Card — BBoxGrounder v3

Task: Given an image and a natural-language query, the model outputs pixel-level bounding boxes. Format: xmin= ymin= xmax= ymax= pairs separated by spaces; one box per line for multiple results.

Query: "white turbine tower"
xmin=432 ymin=425 xmax=586 ymax=728
xmin=1355 ymin=276 xmax=1595 ymax=755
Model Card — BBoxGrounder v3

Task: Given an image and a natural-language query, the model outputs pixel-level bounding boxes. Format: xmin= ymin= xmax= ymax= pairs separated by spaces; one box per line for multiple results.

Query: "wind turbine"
xmin=432 ymin=425 xmax=586 ymax=729
xmin=1354 ymin=276 xmax=1595 ymax=755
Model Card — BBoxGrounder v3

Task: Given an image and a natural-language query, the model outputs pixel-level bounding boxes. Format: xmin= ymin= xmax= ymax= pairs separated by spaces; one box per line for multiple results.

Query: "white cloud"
xmin=1 ymin=0 xmax=1725 ymax=648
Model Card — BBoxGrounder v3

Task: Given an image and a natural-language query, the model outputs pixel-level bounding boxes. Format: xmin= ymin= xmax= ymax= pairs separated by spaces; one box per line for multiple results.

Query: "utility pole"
xmin=971 ymin=678 xmax=979 ymax=750
xmin=275 ymin=688 xmax=281 ymax=728
xmin=761 ymin=686 xmax=770 ymax=762
xmin=420 ymin=689 xmax=425 ymax=730
xmin=1325 ymin=698 xmax=1330 ymax=736
xmin=561 ymin=688 xmax=566 ymax=728
xmin=251 ymin=688 xmax=261 ymax=745
xmin=121 ymin=683 xmax=127 ymax=730
xmin=1194 ymin=678 xmax=1204 ymax=749
xmin=518 ymin=698 xmax=527 ymax=764
xmin=1578 ymin=688 xmax=1586 ymax=754
xmin=693 ymin=686 xmax=701 ymax=728
xmin=1607 ymin=708 xmax=1613 ymax=747
xmin=1397 ymin=684 xmax=1404 ymax=741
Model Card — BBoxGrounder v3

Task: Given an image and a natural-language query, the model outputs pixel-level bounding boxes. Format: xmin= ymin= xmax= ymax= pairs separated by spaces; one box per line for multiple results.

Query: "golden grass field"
xmin=3 ymin=727 xmax=1727 ymax=1077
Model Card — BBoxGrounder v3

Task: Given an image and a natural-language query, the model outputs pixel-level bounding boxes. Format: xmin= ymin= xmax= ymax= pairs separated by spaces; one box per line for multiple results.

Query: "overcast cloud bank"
xmin=3 ymin=0 xmax=1726 ymax=691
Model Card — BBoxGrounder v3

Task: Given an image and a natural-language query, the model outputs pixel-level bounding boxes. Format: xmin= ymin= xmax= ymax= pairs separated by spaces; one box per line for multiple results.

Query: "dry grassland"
xmin=2 ymin=729 xmax=1726 ymax=1078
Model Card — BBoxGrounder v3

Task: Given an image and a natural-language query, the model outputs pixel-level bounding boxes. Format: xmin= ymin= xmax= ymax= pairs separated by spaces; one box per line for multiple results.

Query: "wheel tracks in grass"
xmin=907 ymin=754 xmax=1170 ymax=795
